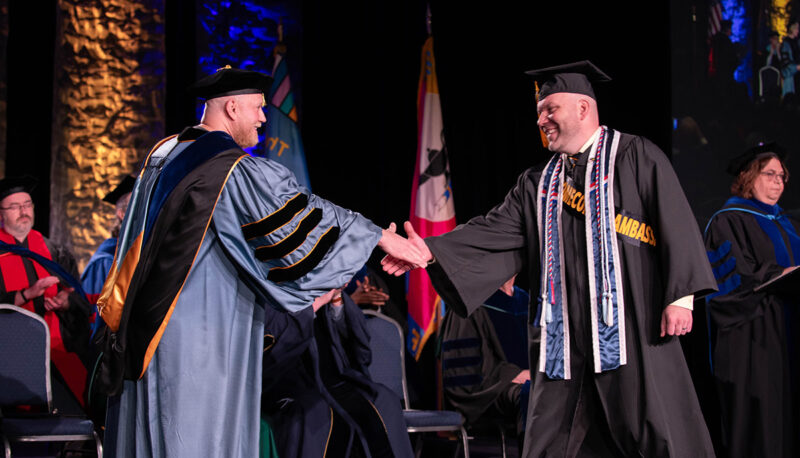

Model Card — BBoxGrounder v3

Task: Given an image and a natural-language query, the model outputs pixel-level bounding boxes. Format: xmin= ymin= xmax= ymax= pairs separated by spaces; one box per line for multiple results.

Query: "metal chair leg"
xmin=94 ymin=430 xmax=103 ymax=458
xmin=498 ymin=425 xmax=507 ymax=458
xmin=460 ymin=426 xmax=470 ymax=458
xmin=413 ymin=433 xmax=423 ymax=458
xmin=2 ymin=435 xmax=10 ymax=458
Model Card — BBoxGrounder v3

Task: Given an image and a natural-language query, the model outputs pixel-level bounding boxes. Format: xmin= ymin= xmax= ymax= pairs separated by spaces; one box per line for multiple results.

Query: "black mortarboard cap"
xmin=188 ymin=66 xmax=274 ymax=100
xmin=525 ymin=60 xmax=612 ymax=100
xmin=726 ymin=141 xmax=788 ymax=176
xmin=0 ymin=175 xmax=37 ymax=202
xmin=102 ymin=175 xmax=136 ymax=205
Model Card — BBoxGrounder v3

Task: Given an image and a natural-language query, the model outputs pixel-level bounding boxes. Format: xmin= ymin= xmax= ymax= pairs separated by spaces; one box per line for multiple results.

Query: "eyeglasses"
xmin=0 ymin=201 xmax=34 ymax=212
xmin=760 ymin=170 xmax=788 ymax=183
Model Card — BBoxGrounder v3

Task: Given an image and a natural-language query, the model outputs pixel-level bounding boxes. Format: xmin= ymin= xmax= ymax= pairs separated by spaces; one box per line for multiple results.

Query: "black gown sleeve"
xmin=704 ymin=211 xmax=785 ymax=329
xmin=425 ymin=170 xmax=533 ymax=317
xmin=0 ymin=290 xmax=17 ymax=304
xmin=261 ymin=305 xmax=316 ymax=391
xmin=340 ymin=293 xmax=373 ymax=373
xmin=46 ymin=239 xmax=92 ymax=362
xmin=628 ymin=137 xmax=718 ymax=305
xmin=321 ymin=294 xmax=373 ymax=376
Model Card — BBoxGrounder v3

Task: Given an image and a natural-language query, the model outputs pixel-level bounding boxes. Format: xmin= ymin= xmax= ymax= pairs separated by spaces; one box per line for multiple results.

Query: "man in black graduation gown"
xmin=384 ymin=61 xmax=717 ymax=457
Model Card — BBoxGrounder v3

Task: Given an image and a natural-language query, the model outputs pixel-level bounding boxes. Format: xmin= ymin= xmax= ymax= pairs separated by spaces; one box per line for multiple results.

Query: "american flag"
xmin=708 ymin=0 xmax=725 ymax=38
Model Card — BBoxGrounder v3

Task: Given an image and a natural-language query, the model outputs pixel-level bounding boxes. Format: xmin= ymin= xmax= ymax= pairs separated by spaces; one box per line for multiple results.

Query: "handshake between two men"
xmin=377 ymin=221 xmax=431 ymax=275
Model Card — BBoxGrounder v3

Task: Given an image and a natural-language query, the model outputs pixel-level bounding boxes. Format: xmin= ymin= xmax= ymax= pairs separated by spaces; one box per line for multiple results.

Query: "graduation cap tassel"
xmin=546 ymin=300 xmax=553 ymax=324
xmin=603 ymin=291 xmax=614 ymax=326
xmin=541 ymin=293 xmax=553 ymax=324
xmin=545 ymin=279 xmax=556 ymax=324
xmin=535 ymin=81 xmax=550 ymax=149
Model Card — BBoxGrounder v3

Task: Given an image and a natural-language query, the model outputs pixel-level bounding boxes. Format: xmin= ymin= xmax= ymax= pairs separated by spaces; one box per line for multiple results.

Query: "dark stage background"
xmin=4 ymin=0 xmax=671 ymax=254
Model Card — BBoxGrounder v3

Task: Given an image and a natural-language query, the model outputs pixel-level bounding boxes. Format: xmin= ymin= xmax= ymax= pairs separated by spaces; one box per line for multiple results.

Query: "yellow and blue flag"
xmin=266 ymin=48 xmax=311 ymax=190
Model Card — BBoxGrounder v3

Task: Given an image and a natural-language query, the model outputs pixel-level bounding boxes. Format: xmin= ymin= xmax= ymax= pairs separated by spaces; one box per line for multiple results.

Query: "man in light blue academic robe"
xmin=97 ymin=67 xmax=425 ymax=457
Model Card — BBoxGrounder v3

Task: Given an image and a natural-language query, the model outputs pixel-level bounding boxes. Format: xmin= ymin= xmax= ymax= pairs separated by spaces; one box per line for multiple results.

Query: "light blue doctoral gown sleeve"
xmin=213 ymin=155 xmax=382 ymax=312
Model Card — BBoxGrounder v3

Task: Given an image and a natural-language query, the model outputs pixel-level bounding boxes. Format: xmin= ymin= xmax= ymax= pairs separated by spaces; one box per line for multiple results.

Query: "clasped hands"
xmin=17 ymin=276 xmax=73 ymax=311
xmin=377 ymin=222 xmax=431 ymax=276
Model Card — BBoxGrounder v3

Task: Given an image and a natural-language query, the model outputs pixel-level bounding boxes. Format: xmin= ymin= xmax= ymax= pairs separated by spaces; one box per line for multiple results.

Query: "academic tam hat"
xmin=526 ymin=60 xmax=611 ymax=148
xmin=0 ymin=175 xmax=37 ymax=202
xmin=726 ymin=141 xmax=788 ymax=176
xmin=525 ymin=60 xmax=612 ymax=101
xmin=102 ymin=175 xmax=136 ymax=205
xmin=187 ymin=65 xmax=274 ymax=101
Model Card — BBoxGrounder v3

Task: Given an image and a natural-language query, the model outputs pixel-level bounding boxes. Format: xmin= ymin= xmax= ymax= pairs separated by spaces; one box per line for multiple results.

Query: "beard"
xmin=3 ymin=214 xmax=33 ymax=238
xmin=232 ymin=123 xmax=259 ymax=148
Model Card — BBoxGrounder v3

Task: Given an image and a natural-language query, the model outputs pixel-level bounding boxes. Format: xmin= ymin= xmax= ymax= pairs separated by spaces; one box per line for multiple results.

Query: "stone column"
xmin=50 ymin=0 xmax=165 ymax=269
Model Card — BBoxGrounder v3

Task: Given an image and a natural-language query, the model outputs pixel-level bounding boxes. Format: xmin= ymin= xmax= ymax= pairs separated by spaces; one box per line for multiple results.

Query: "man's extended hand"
xmin=660 ymin=304 xmax=692 ymax=337
xmin=380 ymin=221 xmax=434 ymax=276
xmin=403 ymin=221 xmax=433 ymax=260
xmin=377 ymin=223 xmax=428 ymax=276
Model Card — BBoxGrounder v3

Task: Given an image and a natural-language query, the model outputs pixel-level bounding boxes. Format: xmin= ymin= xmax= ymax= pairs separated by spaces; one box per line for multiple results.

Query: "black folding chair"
xmin=362 ymin=309 xmax=469 ymax=457
xmin=0 ymin=304 xmax=102 ymax=458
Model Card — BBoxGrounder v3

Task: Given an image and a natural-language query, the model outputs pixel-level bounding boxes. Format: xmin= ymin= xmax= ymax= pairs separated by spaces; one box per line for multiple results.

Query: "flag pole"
xmin=274 ymin=17 xmax=286 ymax=55
xmin=426 ymin=3 xmax=432 ymax=36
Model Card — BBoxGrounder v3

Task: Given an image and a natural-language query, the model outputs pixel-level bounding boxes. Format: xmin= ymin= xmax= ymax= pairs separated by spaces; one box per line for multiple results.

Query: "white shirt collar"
xmin=577 ymin=126 xmax=602 ymax=154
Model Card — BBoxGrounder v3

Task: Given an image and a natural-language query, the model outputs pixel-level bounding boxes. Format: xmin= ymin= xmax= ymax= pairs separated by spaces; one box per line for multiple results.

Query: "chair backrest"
xmin=0 ymin=304 xmax=52 ymax=411
xmin=759 ymin=65 xmax=781 ymax=97
xmin=362 ymin=310 xmax=410 ymax=408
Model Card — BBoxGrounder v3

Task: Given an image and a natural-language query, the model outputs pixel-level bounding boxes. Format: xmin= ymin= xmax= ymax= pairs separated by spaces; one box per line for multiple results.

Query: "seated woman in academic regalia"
xmin=439 ymin=275 xmax=536 ymax=438
xmin=261 ymin=287 xmax=413 ymax=458
xmin=704 ymin=142 xmax=800 ymax=458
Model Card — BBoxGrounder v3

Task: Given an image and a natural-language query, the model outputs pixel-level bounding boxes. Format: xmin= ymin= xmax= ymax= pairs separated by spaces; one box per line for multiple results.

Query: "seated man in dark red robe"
xmin=0 ymin=175 xmax=91 ymax=414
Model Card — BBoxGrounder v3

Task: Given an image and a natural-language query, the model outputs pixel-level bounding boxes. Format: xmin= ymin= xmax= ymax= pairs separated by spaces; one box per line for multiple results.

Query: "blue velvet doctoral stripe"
xmin=753 ymin=214 xmax=791 ymax=267
xmin=442 ymin=356 xmax=481 ymax=369
xmin=712 ymin=256 xmax=736 ymax=280
xmin=707 ymin=273 xmax=741 ymax=300
xmin=144 ymin=132 xmax=240 ymax=245
xmin=706 ymin=240 xmax=731 ymax=264
xmin=443 ymin=374 xmax=482 ymax=387
xmin=441 ymin=337 xmax=480 ymax=351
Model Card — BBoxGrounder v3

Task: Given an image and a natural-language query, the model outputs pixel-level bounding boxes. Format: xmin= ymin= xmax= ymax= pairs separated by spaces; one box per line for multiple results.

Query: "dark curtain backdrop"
xmin=5 ymin=0 xmax=671 ymax=244
xmin=5 ymin=0 xmax=57 ymax=235
xmin=297 ymin=1 xmax=672 ymax=233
